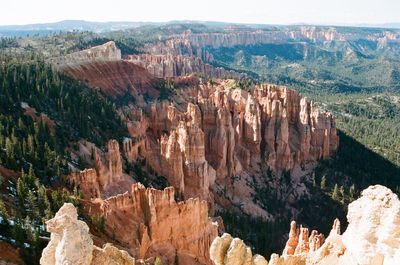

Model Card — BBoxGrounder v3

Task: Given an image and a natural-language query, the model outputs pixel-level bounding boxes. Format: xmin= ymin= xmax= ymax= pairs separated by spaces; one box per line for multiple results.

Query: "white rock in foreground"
xmin=341 ymin=185 xmax=400 ymax=265
xmin=40 ymin=203 xmax=140 ymax=265
xmin=210 ymin=185 xmax=400 ymax=265
xmin=40 ymin=203 xmax=93 ymax=265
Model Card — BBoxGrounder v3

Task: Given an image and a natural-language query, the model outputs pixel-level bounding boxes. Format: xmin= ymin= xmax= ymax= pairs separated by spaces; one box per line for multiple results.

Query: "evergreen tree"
xmin=332 ymin=184 xmax=340 ymax=201
xmin=349 ymin=184 xmax=356 ymax=201
xmin=320 ymin=175 xmax=327 ymax=190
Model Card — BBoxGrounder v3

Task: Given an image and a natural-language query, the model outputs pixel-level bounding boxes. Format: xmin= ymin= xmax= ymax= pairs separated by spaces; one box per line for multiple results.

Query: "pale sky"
xmin=0 ymin=0 xmax=399 ymax=26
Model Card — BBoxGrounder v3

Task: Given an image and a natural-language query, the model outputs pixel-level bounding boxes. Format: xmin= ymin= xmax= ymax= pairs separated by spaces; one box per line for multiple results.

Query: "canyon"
xmin=1 ymin=22 xmax=400 ymax=265
xmin=40 ymin=185 xmax=400 ymax=265
xmin=45 ymin=42 xmax=340 ymax=264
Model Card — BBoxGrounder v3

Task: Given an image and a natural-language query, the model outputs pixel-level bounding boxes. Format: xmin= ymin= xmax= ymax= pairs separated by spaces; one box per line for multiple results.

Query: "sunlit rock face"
xmin=210 ymin=233 xmax=269 ymax=265
xmin=210 ymin=185 xmax=400 ymax=265
xmin=341 ymin=185 xmax=400 ymax=265
xmin=145 ymin=80 xmax=337 ymax=209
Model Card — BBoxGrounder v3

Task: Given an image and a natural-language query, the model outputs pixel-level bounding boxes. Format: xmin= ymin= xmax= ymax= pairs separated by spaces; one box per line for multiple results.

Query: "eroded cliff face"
xmin=88 ymin=183 xmax=219 ymax=265
xmin=50 ymin=41 xmax=339 ymax=264
xmin=138 ymin=79 xmax=337 ymax=216
xmin=209 ymin=185 xmax=400 ymax=265
xmin=68 ymin=77 xmax=337 ymax=218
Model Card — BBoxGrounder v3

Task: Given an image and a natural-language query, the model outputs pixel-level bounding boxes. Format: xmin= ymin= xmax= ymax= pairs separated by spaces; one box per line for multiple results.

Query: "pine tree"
xmin=339 ymin=185 xmax=345 ymax=204
xmin=320 ymin=175 xmax=327 ymax=190
xmin=332 ymin=184 xmax=340 ymax=201
xmin=154 ymin=257 xmax=162 ymax=265
xmin=349 ymin=184 xmax=356 ymax=201
xmin=311 ymin=172 xmax=316 ymax=187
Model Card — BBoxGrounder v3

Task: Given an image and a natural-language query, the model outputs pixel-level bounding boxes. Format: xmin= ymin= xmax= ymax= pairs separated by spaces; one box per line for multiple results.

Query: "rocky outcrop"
xmin=123 ymin=136 xmax=146 ymax=163
xmin=40 ymin=203 xmax=94 ymax=265
xmin=210 ymin=233 xmax=268 ymax=265
xmin=21 ymin=102 xmax=55 ymax=133
xmin=91 ymin=183 xmax=219 ymax=265
xmin=158 ymin=122 xmax=216 ymax=202
xmin=282 ymin=221 xmax=325 ymax=256
xmin=127 ymin=54 xmax=244 ymax=79
xmin=92 ymin=244 xmax=138 ymax=265
xmin=144 ymin=27 xmax=400 ymax=62
xmin=340 ymin=185 xmax=400 ymax=265
xmin=40 ymin=203 xmax=150 ymax=265
xmin=210 ymin=185 xmax=400 ymax=265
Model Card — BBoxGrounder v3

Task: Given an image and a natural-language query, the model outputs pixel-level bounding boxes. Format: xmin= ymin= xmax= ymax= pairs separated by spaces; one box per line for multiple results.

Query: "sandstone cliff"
xmin=209 ymin=185 xmax=400 ymax=265
xmin=87 ymin=183 xmax=219 ymax=265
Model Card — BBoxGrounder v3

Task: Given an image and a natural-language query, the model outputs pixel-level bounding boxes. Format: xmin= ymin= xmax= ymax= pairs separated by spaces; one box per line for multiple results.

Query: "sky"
xmin=0 ymin=0 xmax=399 ymax=26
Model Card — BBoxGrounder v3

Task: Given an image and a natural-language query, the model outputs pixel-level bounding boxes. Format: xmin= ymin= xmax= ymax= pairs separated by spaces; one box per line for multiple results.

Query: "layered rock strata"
xmin=52 ymin=41 xmax=158 ymax=99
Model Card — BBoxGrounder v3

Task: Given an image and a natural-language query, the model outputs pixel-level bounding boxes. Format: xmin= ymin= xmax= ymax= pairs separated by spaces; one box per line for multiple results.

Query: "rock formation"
xmin=64 ymin=75 xmax=337 ymax=217
xmin=127 ymin=54 xmax=245 ymax=79
xmin=143 ymin=27 xmax=400 ymax=63
xmin=61 ymin=60 xmax=158 ymax=99
xmin=340 ymin=185 xmax=400 ymax=265
xmin=69 ymin=139 xmax=134 ymax=198
xmin=50 ymin=41 xmax=122 ymax=65
xmin=282 ymin=221 xmax=325 ymax=256
xmin=143 ymin=80 xmax=337 ymax=210
xmin=92 ymin=244 xmax=139 ymax=265
xmin=210 ymin=233 xmax=268 ymax=265
xmin=89 ymin=183 xmax=219 ymax=265
xmin=52 ymin=42 xmax=158 ymax=100
xmin=209 ymin=185 xmax=400 ymax=265
xmin=40 ymin=203 xmax=151 ymax=265
xmin=40 ymin=203 xmax=94 ymax=265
